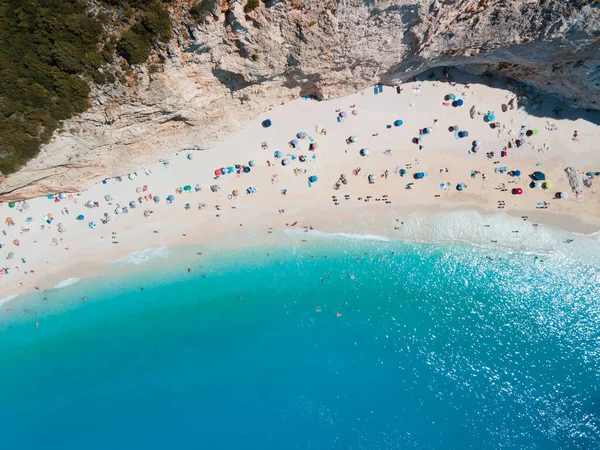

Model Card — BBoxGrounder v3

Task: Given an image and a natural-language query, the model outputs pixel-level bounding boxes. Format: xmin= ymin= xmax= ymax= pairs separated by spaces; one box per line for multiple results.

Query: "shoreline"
xmin=2 ymin=72 xmax=600 ymax=302
xmin=2 ymin=201 xmax=599 ymax=304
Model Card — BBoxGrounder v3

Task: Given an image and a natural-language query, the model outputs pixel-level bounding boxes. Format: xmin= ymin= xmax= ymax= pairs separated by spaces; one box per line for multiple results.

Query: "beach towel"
xmin=378 ymin=84 xmax=383 ymax=93
xmin=308 ymin=136 xmax=314 ymax=143
xmin=374 ymin=86 xmax=378 ymax=95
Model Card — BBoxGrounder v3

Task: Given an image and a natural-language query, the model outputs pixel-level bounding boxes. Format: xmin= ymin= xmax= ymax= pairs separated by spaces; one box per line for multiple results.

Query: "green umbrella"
xmin=7 ymin=252 xmax=14 ymax=259
xmin=543 ymin=181 xmax=553 ymax=189
xmin=8 ymin=202 xmax=15 ymax=208
xmin=183 ymin=185 xmax=192 ymax=191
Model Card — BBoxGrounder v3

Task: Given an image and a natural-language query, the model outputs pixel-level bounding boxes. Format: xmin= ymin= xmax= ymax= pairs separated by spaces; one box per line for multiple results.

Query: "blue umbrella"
xmin=76 ymin=215 xmax=84 ymax=221
xmin=262 ymin=119 xmax=272 ymax=128
xmin=291 ymin=139 xmax=299 ymax=147
xmin=243 ymin=167 xmax=251 ymax=173
xmin=153 ymin=196 xmax=160 ymax=203
xmin=394 ymin=120 xmax=403 ymax=127
xmin=167 ymin=195 xmax=175 ymax=202
xmin=88 ymin=222 xmax=96 ymax=229
xmin=228 ymin=166 xmax=234 ymax=173
xmin=274 ymin=150 xmax=282 ymax=158
xmin=515 ymin=170 xmax=521 ymax=177
xmin=309 ymin=175 xmax=318 ymax=183
xmin=297 ymin=132 xmax=307 ymax=139
xmin=399 ymin=169 xmax=406 ymax=176
xmin=457 ymin=99 xmax=464 ymax=106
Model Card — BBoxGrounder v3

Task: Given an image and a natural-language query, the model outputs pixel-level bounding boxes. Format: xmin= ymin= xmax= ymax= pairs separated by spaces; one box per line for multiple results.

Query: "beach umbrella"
xmin=349 ymin=136 xmax=357 ymax=143
xmin=262 ymin=119 xmax=272 ymax=128
xmin=115 ymin=206 xmax=123 ymax=215
xmin=339 ymin=112 xmax=347 ymax=118
xmin=462 ymin=130 xmax=469 ymax=137
xmin=5 ymin=217 xmax=12 ymax=225
xmin=309 ymin=143 xmax=318 ymax=150
xmin=137 ymin=187 xmax=144 ymax=193
xmin=414 ymin=172 xmax=425 ymax=179
xmin=7 ymin=252 xmax=14 ymax=260
xmin=247 ymin=187 xmax=256 ymax=194
xmin=52 ymin=237 xmax=59 ymax=244
xmin=248 ymin=160 xmax=256 ymax=167
xmin=89 ymin=222 xmax=96 ymax=229
xmin=308 ymin=175 xmax=318 ymax=183
xmin=532 ymin=171 xmax=546 ymax=181
xmin=232 ymin=190 xmax=240 ymax=197
xmin=457 ymin=99 xmax=464 ymax=106
xmin=8 ymin=202 xmax=15 ymax=208
xmin=560 ymin=192 xmax=569 ymax=199
xmin=243 ymin=167 xmax=251 ymax=173
xmin=227 ymin=166 xmax=234 ymax=174
xmin=184 ymin=185 xmax=192 ymax=191
xmin=368 ymin=174 xmax=376 ymax=183
xmin=359 ymin=148 xmax=370 ymax=156
xmin=515 ymin=188 xmax=523 ymax=195
xmin=13 ymin=239 xmax=20 ymax=246
xmin=515 ymin=170 xmax=521 ymax=176
xmin=86 ymin=200 xmax=94 ymax=208
xmin=543 ymin=181 xmax=553 ymax=190
xmin=58 ymin=193 xmax=67 ymax=200
xmin=274 ymin=150 xmax=282 ymax=158
xmin=128 ymin=173 xmax=137 ymax=180
xmin=167 ymin=195 xmax=175 ymax=202
xmin=215 ymin=168 xmax=223 ymax=176
xmin=400 ymin=169 xmax=407 ymax=176
xmin=47 ymin=194 xmax=54 ymax=199
xmin=291 ymin=139 xmax=299 ymax=148
xmin=282 ymin=158 xmax=290 ymax=166
xmin=447 ymin=94 xmax=456 ymax=101
xmin=393 ymin=120 xmax=403 ymax=127
xmin=297 ymin=132 xmax=307 ymax=139
xmin=153 ymin=196 xmax=160 ymax=202
xmin=210 ymin=185 xmax=220 ymax=192
xmin=129 ymin=201 xmax=137 ymax=208
xmin=144 ymin=209 xmax=152 ymax=217
xmin=352 ymin=110 xmax=359 ymax=115
xmin=457 ymin=183 xmax=465 ymax=191
xmin=187 ymin=153 xmax=194 ymax=160
xmin=104 ymin=195 xmax=112 ymax=202
xmin=76 ymin=214 xmax=84 ymax=221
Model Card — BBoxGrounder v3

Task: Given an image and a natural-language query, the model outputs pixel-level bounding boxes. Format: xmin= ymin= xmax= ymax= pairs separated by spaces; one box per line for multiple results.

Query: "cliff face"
xmin=1 ymin=0 xmax=598 ymax=199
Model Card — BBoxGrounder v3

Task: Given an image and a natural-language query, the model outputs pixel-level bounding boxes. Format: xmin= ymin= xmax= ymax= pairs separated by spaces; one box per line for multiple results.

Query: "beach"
xmin=2 ymin=70 xmax=600 ymax=300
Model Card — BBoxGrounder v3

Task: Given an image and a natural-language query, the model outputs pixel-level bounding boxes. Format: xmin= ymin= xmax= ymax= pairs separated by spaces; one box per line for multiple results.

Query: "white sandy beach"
xmin=2 ymin=71 xmax=600 ymax=299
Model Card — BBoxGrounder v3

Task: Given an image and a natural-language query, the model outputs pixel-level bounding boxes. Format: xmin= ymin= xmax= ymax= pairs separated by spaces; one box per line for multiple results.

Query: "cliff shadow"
xmin=394 ymin=66 xmax=600 ymax=127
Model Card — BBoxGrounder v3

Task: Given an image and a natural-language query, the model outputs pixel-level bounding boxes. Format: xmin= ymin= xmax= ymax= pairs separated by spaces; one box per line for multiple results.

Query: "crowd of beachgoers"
xmin=1 ymin=69 xmax=599 ymax=300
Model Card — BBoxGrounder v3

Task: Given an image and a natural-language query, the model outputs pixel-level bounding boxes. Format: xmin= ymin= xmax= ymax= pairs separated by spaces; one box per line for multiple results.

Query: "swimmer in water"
xmin=350 ymin=274 xmax=355 ymax=280
xmin=335 ymin=312 xmax=342 ymax=317
xmin=315 ymin=306 xmax=321 ymax=312
xmin=82 ymin=297 xmax=87 ymax=301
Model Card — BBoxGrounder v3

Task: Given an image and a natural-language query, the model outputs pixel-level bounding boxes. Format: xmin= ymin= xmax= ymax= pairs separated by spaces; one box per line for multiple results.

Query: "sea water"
xmin=0 ymin=235 xmax=599 ymax=449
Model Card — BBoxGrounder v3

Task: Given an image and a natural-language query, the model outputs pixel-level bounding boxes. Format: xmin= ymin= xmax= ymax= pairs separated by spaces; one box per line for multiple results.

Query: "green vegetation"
xmin=189 ymin=0 xmax=215 ymax=23
xmin=244 ymin=0 xmax=259 ymax=14
xmin=116 ymin=1 xmax=172 ymax=64
xmin=0 ymin=0 xmax=173 ymax=175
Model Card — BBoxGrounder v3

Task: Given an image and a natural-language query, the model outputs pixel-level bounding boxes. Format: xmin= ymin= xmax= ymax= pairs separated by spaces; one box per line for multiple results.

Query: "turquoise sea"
xmin=1 ymin=233 xmax=599 ymax=449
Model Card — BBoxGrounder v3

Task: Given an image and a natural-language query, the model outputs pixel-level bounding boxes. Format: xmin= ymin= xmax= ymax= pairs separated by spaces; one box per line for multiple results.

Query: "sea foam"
xmin=53 ymin=278 xmax=81 ymax=290
xmin=116 ymin=247 xmax=171 ymax=265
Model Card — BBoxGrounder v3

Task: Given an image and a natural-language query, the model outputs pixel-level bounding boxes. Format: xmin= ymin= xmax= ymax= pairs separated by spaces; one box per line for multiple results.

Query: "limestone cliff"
xmin=1 ymin=0 xmax=598 ymax=199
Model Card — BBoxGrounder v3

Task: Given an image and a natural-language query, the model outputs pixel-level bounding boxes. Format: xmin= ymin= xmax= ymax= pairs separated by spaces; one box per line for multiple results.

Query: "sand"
xmin=2 ymin=70 xmax=600 ymax=300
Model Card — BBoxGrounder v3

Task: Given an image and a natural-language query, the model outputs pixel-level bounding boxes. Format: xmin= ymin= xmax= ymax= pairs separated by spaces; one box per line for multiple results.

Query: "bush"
xmin=244 ymin=0 xmax=260 ymax=13
xmin=190 ymin=0 xmax=216 ymax=22
xmin=117 ymin=29 xmax=152 ymax=64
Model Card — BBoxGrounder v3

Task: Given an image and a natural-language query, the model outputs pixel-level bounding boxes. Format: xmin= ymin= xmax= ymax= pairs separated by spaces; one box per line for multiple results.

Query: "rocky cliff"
xmin=1 ymin=0 xmax=598 ymax=199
